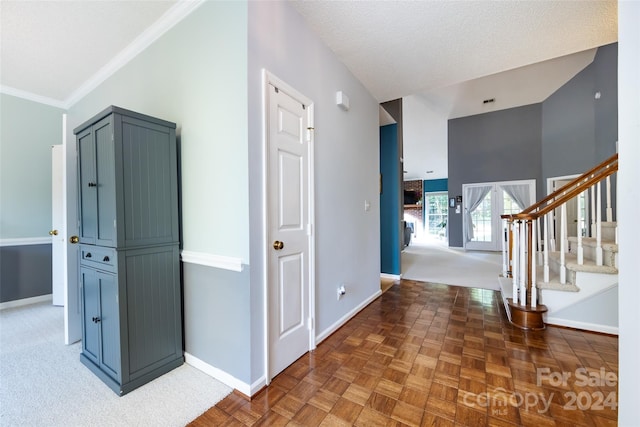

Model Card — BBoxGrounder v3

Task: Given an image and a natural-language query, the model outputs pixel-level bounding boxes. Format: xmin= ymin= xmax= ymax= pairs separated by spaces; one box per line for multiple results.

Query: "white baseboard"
xmin=316 ymin=289 xmax=382 ymax=345
xmin=546 ymin=317 xmax=619 ymax=335
xmin=380 ymin=273 xmax=401 ymax=280
xmin=184 ymin=352 xmax=265 ymax=397
xmin=0 ymin=294 xmax=52 ymax=311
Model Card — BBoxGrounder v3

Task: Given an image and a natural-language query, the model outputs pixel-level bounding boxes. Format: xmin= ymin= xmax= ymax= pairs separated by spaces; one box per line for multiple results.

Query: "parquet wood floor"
xmin=188 ymin=280 xmax=618 ymax=426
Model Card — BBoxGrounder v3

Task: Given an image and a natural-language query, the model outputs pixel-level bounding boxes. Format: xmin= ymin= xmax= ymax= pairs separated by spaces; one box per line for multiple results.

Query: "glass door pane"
xmin=426 ymin=193 xmax=448 ymax=240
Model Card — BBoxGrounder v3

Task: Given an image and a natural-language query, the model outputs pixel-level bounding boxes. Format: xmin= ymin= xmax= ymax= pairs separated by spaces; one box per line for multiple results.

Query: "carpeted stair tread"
xmin=548 ymin=251 xmax=618 ymax=274
xmin=567 ymin=236 xmax=618 ymax=252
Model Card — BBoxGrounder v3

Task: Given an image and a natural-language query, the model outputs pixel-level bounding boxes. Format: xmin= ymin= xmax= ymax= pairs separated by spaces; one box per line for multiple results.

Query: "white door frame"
xmin=463 ymin=179 xmax=536 ymax=251
xmin=262 ymin=70 xmax=316 ymax=385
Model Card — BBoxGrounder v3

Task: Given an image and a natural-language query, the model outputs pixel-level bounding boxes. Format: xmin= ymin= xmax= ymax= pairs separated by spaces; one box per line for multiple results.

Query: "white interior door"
xmin=63 ymin=114 xmax=82 ymax=344
xmin=51 ymin=145 xmax=65 ymax=306
xmin=266 ymin=79 xmax=314 ymax=381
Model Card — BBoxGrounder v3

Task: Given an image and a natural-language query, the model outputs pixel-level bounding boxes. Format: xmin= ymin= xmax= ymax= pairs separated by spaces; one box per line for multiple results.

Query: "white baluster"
xmin=520 ymin=221 xmax=527 ymax=306
xmin=591 ymin=184 xmax=596 ymax=237
xmin=560 ymin=203 xmax=567 ymax=284
xmin=606 ymin=175 xmax=613 ymax=222
xmin=531 ymin=220 xmax=537 ymax=307
xmin=536 ymin=216 xmax=543 ymax=265
xmin=502 ymin=219 xmax=508 ymax=277
xmin=577 ymin=190 xmax=585 ymax=265
xmin=596 ymin=181 xmax=603 ymax=266
xmin=512 ymin=221 xmax=519 ymax=304
xmin=543 ymin=213 xmax=550 ymax=283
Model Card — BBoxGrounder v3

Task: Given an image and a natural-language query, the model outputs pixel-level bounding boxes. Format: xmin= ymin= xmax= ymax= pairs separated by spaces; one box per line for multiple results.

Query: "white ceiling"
xmin=1 ymin=0 xmax=618 ymax=177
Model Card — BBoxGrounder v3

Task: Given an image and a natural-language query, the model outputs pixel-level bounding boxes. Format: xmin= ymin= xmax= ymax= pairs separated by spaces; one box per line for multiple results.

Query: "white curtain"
xmin=465 ymin=185 xmax=492 ymax=242
xmin=501 ymin=183 xmax=532 ymax=212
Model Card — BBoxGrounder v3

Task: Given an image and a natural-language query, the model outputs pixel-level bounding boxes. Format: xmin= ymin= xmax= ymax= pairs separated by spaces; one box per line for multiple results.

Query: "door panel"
xmin=278 ymin=253 xmax=304 ymax=337
xmin=98 ymin=271 xmax=120 ymax=380
xmin=268 ymin=84 xmax=311 ymax=379
xmin=94 ymin=119 xmax=116 ymax=247
xmin=81 ymin=268 xmax=100 ymax=365
xmin=78 ymin=129 xmax=97 ymax=244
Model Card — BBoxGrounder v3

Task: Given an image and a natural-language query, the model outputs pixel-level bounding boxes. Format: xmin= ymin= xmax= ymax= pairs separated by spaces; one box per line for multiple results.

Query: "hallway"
xmin=402 ymin=240 xmax=503 ymax=290
xmin=190 ymin=279 xmax=618 ymax=426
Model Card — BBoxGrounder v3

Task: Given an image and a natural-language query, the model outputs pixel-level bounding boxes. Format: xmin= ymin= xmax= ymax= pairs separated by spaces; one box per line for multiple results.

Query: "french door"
xmin=463 ymin=180 xmax=535 ymax=251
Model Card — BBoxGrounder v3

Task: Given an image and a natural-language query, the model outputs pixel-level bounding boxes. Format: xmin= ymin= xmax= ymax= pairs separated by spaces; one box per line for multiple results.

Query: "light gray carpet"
xmin=402 ymin=240 xmax=502 ymax=290
xmin=0 ymin=302 xmax=231 ymax=427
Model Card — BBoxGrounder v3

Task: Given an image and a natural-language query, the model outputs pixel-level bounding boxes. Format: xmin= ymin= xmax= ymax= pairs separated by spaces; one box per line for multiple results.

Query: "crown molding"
xmin=65 ymin=0 xmax=206 ymax=108
xmin=0 ymin=86 xmax=66 ymax=109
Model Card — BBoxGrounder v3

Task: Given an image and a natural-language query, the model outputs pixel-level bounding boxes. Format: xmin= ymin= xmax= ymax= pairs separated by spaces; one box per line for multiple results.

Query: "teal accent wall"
xmin=380 ymin=124 xmax=400 ymax=275
xmin=424 ymin=178 xmax=448 ymax=193
xmin=0 ymin=94 xmax=64 ymax=238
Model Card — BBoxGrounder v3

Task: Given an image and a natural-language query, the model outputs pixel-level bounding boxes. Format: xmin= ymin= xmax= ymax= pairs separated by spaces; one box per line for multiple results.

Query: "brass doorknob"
xmin=49 ymin=230 xmax=58 ymax=236
xmin=273 ymin=240 xmax=284 ymax=250
xmin=69 ymin=236 xmax=79 ymax=244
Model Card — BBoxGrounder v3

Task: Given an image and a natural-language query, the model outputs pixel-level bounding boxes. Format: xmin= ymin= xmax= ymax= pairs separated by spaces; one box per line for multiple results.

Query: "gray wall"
xmin=447 ymin=43 xmax=618 ymax=248
xmin=0 ymin=94 xmax=64 ymax=239
xmin=0 ymin=244 xmax=52 ymax=302
xmin=248 ymin=1 xmax=381 ymax=384
xmin=0 ymin=94 xmax=63 ymax=303
xmin=542 ymin=43 xmax=618 ymax=216
xmin=447 ymin=104 xmax=543 ymax=247
xmin=542 ymin=43 xmax=618 ymax=179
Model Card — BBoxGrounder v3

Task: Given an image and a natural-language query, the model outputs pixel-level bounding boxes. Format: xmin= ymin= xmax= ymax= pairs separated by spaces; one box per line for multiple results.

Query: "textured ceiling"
xmin=290 ymin=0 xmax=617 ymax=102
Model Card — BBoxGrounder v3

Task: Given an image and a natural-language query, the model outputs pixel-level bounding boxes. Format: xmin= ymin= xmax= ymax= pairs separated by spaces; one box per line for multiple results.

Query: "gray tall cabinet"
xmin=74 ymin=106 xmax=183 ymax=396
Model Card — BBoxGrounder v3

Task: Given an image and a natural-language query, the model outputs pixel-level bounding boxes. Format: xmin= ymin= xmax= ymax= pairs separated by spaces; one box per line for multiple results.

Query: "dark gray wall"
xmin=542 ymin=43 xmax=618 ymax=180
xmin=448 ymin=104 xmax=543 ymax=247
xmin=0 ymin=244 xmax=52 ymax=302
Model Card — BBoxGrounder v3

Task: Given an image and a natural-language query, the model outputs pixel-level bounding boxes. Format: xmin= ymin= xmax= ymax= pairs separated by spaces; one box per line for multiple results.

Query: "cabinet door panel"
xmin=81 ymin=268 xmax=100 ymax=365
xmin=78 ymin=129 xmax=97 ymax=244
xmin=98 ymin=271 xmax=121 ymax=381
xmin=121 ymin=117 xmax=178 ymax=246
xmin=94 ymin=119 xmax=117 ymax=247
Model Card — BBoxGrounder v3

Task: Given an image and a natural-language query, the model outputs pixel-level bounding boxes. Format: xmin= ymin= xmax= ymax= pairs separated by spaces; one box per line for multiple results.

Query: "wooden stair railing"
xmin=501 ymin=153 xmax=618 ymax=330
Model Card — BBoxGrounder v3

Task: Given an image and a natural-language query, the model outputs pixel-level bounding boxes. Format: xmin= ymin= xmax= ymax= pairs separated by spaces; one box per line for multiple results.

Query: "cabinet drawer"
xmin=80 ymin=245 xmax=117 ymax=273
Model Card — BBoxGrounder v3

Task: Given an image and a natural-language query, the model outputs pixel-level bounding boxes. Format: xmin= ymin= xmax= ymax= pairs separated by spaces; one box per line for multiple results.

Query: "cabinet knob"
xmin=92 ymin=316 xmax=101 ymax=323
xmin=88 ymin=182 xmax=97 ymax=187
xmin=103 ymin=256 xmax=110 ymax=262
xmin=69 ymin=236 xmax=79 ymax=244
xmin=85 ymin=252 xmax=92 ymax=258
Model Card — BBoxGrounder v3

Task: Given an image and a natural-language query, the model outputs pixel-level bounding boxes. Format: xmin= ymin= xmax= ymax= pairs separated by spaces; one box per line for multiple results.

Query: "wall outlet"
xmin=337 ymin=284 xmax=346 ymax=300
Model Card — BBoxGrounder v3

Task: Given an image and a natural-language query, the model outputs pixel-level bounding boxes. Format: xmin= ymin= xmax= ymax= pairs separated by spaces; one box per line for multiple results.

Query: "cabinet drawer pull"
xmin=103 ymin=256 xmax=110 ymax=262
xmin=85 ymin=253 xmax=92 ymax=258
xmin=88 ymin=182 xmax=97 ymax=187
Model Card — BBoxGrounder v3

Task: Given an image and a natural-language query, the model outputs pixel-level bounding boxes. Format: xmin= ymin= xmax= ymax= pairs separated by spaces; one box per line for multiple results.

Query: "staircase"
xmin=499 ymin=154 xmax=618 ymax=334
